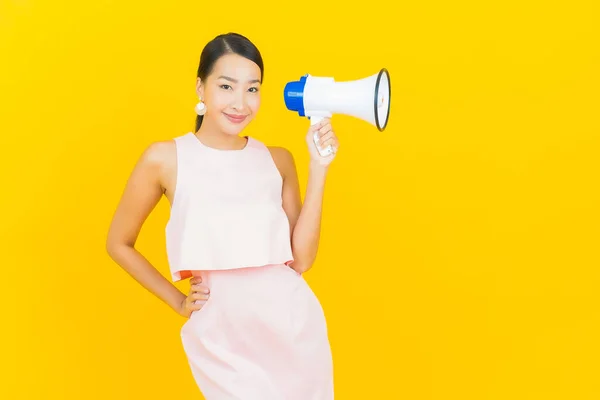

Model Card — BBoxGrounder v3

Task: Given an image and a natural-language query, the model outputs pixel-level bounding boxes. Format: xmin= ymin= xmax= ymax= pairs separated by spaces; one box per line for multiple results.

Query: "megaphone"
xmin=284 ymin=68 xmax=391 ymax=157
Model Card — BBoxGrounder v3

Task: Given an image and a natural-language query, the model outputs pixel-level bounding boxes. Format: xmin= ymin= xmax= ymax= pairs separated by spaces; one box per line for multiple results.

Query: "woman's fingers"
xmin=192 ymin=292 xmax=210 ymax=300
xmin=186 ymin=277 xmax=210 ymax=314
xmin=318 ymin=131 xmax=336 ymax=144
xmin=318 ymin=132 xmax=339 ymax=150
xmin=317 ymin=124 xmax=332 ymax=137
xmin=191 ymin=284 xmax=210 ymax=293
xmin=309 ymin=118 xmax=331 ymax=137
xmin=188 ymin=301 xmax=203 ymax=311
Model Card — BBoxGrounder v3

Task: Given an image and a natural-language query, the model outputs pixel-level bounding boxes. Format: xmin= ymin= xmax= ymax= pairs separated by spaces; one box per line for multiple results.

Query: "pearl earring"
xmin=195 ymin=97 xmax=206 ymax=115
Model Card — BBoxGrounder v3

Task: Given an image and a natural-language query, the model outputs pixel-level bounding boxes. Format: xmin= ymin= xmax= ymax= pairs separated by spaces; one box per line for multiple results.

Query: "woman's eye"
xmin=220 ymin=84 xmax=231 ymax=90
xmin=248 ymin=87 xmax=259 ymax=93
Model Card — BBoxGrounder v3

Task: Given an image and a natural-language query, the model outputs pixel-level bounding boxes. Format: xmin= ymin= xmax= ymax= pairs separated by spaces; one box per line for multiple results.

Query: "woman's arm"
xmin=271 ymin=118 xmax=339 ymax=274
xmin=105 ymin=141 xmax=187 ymax=316
xmin=290 ymin=161 xmax=329 ymax=274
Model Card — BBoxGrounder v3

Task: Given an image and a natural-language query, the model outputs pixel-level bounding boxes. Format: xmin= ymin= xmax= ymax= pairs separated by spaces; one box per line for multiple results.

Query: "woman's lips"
xmin=223 ymin=112 xmax=247 ymax=124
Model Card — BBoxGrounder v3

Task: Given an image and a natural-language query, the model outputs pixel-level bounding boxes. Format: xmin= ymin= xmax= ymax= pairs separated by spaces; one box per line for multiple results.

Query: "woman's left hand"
xmin=306 ymin=118 xmax=339 ymax=167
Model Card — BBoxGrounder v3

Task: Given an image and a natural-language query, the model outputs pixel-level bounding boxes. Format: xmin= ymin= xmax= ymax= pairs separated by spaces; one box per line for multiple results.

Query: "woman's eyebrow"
xmin=218 ymin=75 xmax=261 ymax=84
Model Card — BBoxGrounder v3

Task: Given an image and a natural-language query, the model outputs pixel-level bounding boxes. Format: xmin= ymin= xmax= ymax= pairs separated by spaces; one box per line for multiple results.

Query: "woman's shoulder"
xmin=131 ymin=137 xmax=179 ymax=182
xmin=266 ymin=145 xmax=296 ymax=180
xmin=139 ymin=138 xmax=176 ymax=165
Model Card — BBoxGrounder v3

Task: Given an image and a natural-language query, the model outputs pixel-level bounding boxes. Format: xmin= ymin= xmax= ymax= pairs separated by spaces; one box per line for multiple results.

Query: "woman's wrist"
xmin=174 ymin=291 xmax=187 ymax=315
xmin=309 ymin=160 xmax=329 ymax=176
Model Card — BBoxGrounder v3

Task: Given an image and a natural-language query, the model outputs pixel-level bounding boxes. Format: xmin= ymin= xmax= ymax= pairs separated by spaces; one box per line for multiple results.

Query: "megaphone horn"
xmin=284 ymin=68 xmax=391 ymax=157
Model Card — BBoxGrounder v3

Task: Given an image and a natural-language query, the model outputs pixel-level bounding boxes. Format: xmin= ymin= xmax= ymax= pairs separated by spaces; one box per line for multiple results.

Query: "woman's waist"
xmin=187 ymin=263 xmax=300 ymax=288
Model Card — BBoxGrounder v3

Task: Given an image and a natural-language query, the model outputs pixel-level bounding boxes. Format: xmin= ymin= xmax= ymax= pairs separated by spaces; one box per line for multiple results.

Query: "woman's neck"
xmin=195 ymin=120 xmax=247 ymax=150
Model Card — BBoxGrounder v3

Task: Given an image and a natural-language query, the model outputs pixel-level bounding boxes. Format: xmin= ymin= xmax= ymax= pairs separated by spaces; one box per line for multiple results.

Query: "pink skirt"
xmin=180 ymin=264 xmax=334 ymax=399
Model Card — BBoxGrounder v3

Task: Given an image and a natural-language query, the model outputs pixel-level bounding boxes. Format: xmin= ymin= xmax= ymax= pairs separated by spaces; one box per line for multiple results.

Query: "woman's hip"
xmin=181 ymin=263 xmax=325 ymax=337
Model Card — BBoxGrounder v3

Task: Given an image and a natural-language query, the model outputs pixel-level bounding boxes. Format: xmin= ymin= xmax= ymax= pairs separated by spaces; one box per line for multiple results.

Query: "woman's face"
xmin=197 ymin=53 xmax=262 ymax=136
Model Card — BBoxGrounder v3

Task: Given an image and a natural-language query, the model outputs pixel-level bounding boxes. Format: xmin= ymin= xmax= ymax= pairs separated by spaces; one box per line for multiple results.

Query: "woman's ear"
xmin=195 ymin=77 xmax=204 ymax=99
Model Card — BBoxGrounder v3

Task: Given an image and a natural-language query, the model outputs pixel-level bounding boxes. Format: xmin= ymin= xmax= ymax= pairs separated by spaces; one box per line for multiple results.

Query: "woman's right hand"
xmin=178 ymin=276 xmax=210 ymax=318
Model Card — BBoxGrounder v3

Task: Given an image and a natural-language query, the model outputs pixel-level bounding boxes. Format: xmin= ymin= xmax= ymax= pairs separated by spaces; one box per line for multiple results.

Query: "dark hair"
xmin=195 ymin=32 xmax=264 ymax=132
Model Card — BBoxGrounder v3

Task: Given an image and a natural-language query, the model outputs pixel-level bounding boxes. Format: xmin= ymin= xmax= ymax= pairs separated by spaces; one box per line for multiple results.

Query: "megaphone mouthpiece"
xmin=283 ymin=75 xmax=309 ymax=116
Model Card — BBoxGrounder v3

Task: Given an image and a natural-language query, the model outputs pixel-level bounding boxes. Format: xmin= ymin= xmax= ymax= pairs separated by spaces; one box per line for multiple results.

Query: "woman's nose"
xmin=231 ymin=91 xmax=247 ymax=111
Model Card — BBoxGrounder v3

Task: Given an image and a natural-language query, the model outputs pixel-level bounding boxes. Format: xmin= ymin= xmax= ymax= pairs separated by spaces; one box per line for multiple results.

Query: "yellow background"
xmin=1 ymin=0 xmax=599 ymax=399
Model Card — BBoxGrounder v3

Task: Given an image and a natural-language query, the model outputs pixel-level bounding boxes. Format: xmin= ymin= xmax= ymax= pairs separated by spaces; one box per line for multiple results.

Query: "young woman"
xmin=106 ymin=32 xmax=338 ymax=399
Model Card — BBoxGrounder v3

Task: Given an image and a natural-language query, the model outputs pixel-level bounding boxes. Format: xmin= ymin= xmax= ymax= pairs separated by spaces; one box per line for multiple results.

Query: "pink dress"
xmin=166 ymin=132 xmax=334 ymax=399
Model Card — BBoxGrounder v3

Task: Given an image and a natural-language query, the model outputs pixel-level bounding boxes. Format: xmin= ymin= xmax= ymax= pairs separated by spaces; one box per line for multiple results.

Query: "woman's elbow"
xmin=290 ymin=260 xmax=313 ymax=275
xmin=105 ymin=235 xmax=130 ymax=260
xmin=105 ymin=239 xmax=120 ymax=260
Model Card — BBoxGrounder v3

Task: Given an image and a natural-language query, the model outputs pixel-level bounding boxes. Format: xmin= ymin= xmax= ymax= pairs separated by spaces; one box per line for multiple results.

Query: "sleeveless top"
xmin=165 ymin=132 xmax=295 ymax=282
